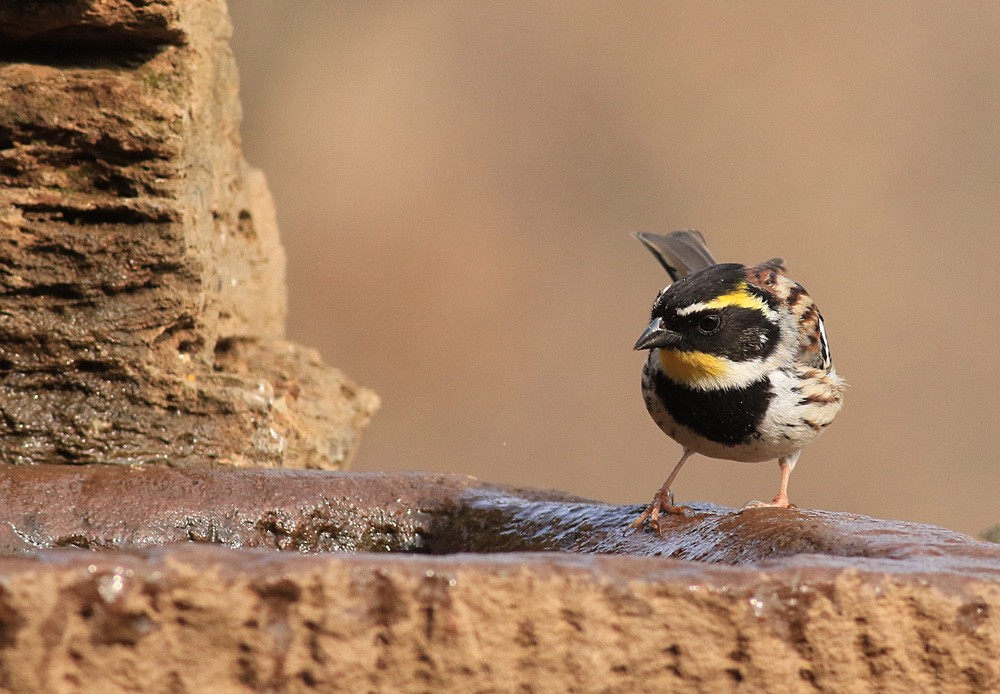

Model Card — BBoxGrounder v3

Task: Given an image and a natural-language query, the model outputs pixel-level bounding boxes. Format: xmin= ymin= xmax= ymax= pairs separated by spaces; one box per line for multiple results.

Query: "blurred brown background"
xmin=229 ymin=3 xmax=998 ymax=536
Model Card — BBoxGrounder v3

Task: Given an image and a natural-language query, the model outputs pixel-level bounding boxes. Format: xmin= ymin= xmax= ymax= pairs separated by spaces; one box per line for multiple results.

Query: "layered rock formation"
xmin=0 ymin=0 xmax=377 ymax=468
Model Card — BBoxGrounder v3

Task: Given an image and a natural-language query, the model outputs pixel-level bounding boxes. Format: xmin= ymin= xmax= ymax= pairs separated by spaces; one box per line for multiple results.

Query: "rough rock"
xmin=0 ymin=0 xmax=378 ymax=467
xmin=0 ymin=465 xmax=998 ymax=692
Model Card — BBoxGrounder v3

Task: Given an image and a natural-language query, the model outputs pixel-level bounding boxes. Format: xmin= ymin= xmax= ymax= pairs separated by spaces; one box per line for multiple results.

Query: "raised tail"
xmin=633 ymin=230 xmax=717 ymax=281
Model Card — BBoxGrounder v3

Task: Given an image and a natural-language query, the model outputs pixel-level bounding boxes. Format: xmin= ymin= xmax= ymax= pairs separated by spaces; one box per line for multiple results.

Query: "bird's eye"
xmin=697 ymin=314 xmax=721 ymax=334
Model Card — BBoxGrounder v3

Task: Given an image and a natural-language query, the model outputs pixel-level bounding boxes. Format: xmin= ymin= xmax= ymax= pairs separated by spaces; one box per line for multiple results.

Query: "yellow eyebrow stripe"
xmin=701 ymin=283 xmax=771 ymax=313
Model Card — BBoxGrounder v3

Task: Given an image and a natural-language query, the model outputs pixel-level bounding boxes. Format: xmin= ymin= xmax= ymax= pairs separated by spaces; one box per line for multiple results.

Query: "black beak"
xmin=634 ymin=316 xmax=680 ymax=350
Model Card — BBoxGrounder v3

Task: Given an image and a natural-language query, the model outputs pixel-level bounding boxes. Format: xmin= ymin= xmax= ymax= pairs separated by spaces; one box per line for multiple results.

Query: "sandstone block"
xmin=0 ymin=1 xmax=377 ymax=467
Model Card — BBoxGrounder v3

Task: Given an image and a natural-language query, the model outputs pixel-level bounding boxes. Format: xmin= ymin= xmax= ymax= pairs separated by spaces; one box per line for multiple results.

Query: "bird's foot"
xmin=627 ymin=487 xmax=687 ymax=535
xmin=739 ymin=494 xmax=797 ymax=512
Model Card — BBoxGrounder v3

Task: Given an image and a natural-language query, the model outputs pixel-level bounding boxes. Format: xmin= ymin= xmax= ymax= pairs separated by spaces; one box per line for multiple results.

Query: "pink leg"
xmin=628 ymin=449 xmax=693 ymax=535
xmin=740 ymin=452 xmax=800 ymax=511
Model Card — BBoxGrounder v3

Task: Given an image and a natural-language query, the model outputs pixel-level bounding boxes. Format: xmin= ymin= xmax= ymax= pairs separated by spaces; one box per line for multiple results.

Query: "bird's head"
xmin=636 ymin=264 xmax=786 ymax=390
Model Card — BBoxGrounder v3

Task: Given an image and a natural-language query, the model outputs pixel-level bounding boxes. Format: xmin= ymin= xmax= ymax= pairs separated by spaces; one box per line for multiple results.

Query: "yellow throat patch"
xmin=658 ymin=349 xmax=727 ymax=384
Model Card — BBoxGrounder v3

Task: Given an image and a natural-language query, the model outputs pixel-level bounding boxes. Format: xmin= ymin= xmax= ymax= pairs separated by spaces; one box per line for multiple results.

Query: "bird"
xmin=629 ymin=230 xmax=845 ymax=534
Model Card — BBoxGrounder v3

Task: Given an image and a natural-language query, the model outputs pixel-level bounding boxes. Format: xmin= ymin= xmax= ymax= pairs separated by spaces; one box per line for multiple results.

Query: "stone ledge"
xmin=0 ymin=1 xmax=185 ymax=46
xmin=0 ymin=465 xmax=997 ymax=691
xmin=0 ymin=543 xmax=996 ymax=692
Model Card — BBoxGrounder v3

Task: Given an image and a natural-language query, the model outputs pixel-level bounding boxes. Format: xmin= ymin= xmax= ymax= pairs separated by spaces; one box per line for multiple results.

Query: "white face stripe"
xmin=660 ymin=352 xmax=771 ymax=392
xmin=675 ymin=301 xmax=714 ymax=317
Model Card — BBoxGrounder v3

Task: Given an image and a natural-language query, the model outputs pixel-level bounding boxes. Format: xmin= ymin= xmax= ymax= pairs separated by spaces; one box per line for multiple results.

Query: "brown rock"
xmin=0 ymin=1 xmax=377 ymax=467
xmin=0 ymin=465 xmax=998 ymax=692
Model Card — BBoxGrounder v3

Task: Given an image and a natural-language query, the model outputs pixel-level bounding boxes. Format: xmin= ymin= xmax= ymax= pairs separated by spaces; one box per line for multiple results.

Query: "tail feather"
xmin=633 ymin=230 xmax=717 ymax=281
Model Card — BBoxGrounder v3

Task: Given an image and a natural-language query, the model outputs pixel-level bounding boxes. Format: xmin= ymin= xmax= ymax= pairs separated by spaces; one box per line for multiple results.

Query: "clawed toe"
xmin=739 ymin=496 xmax=797 ymax=512
xmin=628 ymin=450 xmax=693 ymax=535
xmin=627 ymin=489 xmax=687 ymax=535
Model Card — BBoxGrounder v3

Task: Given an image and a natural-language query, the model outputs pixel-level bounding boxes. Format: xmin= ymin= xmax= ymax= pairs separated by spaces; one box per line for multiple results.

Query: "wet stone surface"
xmin=1 ymin=464 xmax=997 ymax=574
xmin=0 ymin=464 xmax=998 ymax=691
